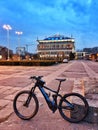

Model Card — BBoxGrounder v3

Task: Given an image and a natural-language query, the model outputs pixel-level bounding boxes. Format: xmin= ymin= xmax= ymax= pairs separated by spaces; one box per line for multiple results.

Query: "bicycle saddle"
xmin=55 ymin=78 xmax=66 ymax=82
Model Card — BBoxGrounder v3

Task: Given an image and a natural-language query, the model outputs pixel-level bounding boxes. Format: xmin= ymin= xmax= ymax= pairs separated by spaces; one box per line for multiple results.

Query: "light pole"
xmin=3 ymin=24 xmax=12 ymax=60
xmin=15 ymin=31 xmax=23 ymax=60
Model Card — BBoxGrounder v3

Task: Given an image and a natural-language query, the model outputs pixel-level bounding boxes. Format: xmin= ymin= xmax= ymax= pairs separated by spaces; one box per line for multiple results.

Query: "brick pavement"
xmin=0 ymin=61 xmax=98 ymax=130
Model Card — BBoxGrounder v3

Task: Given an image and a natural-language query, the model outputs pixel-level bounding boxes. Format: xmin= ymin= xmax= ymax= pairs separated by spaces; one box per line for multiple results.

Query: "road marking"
xmin=82 ymin=62 xmax=98 ymax=79
xmin=43 ymin=62 xmax=76 ymax=85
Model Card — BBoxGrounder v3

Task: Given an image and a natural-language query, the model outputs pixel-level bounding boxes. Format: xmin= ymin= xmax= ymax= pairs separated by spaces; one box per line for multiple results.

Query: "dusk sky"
xmin=0 ymin=0 xmax=98 ymax=53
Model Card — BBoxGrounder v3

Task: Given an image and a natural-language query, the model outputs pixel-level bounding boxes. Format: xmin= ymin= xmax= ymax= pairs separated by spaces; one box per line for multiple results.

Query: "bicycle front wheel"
xmin=59 ymin=93 xmax=89 ymax=123
xmin=13 ymin=90 xmax=39 ymax=120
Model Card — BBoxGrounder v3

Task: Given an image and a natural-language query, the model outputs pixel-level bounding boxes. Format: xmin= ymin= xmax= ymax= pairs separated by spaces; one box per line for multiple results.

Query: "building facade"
xmin=0 ymin=46 xmax=13 ymax=60
xmin=37 ymin=34 xmax=75 ymax=60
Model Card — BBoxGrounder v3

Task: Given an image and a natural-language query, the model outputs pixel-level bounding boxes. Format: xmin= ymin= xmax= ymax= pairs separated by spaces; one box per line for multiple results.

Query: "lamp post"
xmin=15 ymin=31 xmax=23 ymax=60
xmin=3 ymin=24 xmax=12 ymax=60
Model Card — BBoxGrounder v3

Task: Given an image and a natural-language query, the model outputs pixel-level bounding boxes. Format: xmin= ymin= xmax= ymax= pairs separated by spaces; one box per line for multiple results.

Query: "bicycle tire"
xmin=59 ymin=93 xmax=89 ymax=123
xmin=13 ymin=90 xmax=39 ymax=120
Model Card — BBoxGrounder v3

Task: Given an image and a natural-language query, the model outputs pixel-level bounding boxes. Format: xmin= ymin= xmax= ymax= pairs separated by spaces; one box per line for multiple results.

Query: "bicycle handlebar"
xmin=30 ymin=76 xmax=42 ymax=79
xmin=30 ymin=76 xmax=45 ymax=86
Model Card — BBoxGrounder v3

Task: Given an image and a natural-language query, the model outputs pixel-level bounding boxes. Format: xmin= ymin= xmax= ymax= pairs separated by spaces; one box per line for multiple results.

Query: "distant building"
xmin=83 ymin=47 xmax=98 ymax=61
xmin=16 ymin=47 xmax=26 ymax=56
xmin=37 ymin=34 xmax=75 ymax=60
xmin=0 ymin=46 xmax=13 ymax=60
xmin=83 ymin=47 xmax=98 ymax=54
xmin=75 ymin=51 xmax=86 ymax=59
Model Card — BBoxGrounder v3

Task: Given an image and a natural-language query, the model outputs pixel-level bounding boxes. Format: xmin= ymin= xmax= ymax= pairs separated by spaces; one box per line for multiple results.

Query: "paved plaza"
xmin=0 ymin=60 xmax=98 ymax=130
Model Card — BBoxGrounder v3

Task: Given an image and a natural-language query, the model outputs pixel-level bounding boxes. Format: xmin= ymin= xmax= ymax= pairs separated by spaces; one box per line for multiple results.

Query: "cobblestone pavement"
xmin=0 ymin=60 xmax=98 ymax=130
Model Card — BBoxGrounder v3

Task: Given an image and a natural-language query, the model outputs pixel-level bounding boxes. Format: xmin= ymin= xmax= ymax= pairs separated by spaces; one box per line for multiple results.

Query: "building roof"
xmin=44 ymin=34 xmax=73 ymax=40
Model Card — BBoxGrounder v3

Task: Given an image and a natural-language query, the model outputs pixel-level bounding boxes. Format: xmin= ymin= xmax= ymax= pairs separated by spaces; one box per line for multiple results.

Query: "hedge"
xmin=0 ymin=60 xmax=61 ymax=66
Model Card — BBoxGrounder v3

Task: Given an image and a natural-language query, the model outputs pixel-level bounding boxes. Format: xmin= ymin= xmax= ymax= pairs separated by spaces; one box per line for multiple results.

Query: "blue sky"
xmin=0 ymin=0 xmax=98 ymax=53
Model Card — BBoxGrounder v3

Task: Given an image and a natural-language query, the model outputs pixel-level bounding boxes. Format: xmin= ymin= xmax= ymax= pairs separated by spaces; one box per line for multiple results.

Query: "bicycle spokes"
xmin=61 ymin=99 xmax=74 ymax=110
xmin=59 ymin=93 xmax=89 ymax=123
xmin=13 ymin=91 xmax=39 ymax=120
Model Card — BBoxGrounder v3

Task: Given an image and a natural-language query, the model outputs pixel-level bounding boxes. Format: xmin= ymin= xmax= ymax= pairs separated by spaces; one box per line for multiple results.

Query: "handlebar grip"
xmin=38 ymin=76 xmax=43 ymax=79
xmin=30 ymin=76 xmax=35 ymax=79
xmin=30 ymin=76 xmax=43 ymax=80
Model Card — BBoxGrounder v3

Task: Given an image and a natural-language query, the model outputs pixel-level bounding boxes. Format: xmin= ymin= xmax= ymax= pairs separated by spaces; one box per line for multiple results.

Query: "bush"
xmin=0 ymin=60 xmax=57 ymax=66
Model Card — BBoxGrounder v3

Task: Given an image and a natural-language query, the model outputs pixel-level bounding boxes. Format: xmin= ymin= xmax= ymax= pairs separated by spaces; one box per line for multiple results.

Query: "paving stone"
xmin=0 ymin=99 xmax=10 ymax=109
xmin=0 ymin=86 xmax=12 ymax=93
xmin=0 ymin=61 xmax=98 ymax=129
xmin=0 ymin=102 xmax=13 ymax=123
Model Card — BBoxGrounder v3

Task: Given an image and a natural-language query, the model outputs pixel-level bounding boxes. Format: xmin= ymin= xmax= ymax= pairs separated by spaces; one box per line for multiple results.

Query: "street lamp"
xmin=3 ymin=24 xmax=12 ymax=60
xmin=15 ymin=31 xmax=23 ymax=60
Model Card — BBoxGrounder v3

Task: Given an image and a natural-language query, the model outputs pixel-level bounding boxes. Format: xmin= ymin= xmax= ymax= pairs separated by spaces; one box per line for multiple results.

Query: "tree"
xmin=69 ymin=52 xmax=75 ymax=60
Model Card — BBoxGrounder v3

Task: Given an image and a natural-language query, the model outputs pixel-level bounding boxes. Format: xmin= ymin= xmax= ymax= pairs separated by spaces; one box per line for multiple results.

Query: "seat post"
xmin=55 ymin=78 xmax=66 ymax=94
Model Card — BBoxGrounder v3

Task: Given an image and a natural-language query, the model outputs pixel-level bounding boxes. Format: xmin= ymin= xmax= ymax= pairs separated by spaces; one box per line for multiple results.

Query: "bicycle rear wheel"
xmin=13 ymin=90 xmax=39 ymax=120
xmin=59 ymin=93 xmax=89 ymax=123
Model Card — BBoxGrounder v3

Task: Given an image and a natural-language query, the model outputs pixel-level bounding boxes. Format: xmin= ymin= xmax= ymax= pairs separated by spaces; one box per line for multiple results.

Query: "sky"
xmin=0 ymin=0 xmax=98 ymax=53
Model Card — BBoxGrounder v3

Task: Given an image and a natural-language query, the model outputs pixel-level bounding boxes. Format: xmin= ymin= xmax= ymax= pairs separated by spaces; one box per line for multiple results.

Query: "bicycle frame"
xmin=39 ymin=85 xmax=58 ymax=112
xmin=30 ymin=82 xmax=62 ymax=112
xmin=30 ymin=78 xmax=74 ymax=113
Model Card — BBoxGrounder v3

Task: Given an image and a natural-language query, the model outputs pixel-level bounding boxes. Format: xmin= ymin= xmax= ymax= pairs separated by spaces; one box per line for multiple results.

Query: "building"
xmin=0 ymin=46 xmax=13 ymax=60
xmin=83 ymin=47 xmax=98 ymax=54
xmin=75 ymin=51 xmax=86 ymax=59
xmin=37 ymin=34 xmax=75 ymax=60
xmin=83 ymin=47 xmax=98 ymax=61
xmin=16 ymin=47 xmax=26 ymax=56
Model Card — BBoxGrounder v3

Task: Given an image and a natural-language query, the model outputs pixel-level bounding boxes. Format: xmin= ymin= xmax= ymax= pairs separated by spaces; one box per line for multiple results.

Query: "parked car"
xmin=63 ymin=58 xmax=68 ymax=63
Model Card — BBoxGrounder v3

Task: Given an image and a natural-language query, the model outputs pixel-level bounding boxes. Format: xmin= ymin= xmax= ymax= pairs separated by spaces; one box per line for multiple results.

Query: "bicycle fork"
xmin=23 ymin=92 xmax=32 ymax=107
xmin=23 ymin=86 xmax=36 ymax=107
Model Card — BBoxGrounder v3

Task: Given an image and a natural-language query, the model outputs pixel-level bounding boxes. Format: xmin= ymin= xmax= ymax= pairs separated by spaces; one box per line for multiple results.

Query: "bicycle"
xmin=13 ymin=76 xmax=89 ymax=123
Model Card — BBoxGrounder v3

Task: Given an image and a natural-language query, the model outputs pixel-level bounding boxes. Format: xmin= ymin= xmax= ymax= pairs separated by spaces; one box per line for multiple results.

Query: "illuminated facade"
xmin=37 ymin=34 xmax=75 ymax=60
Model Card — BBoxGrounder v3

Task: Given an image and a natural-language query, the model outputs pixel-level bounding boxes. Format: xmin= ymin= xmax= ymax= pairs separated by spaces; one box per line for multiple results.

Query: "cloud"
xmin=0 ymin=0 xmax=98 ymax=52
